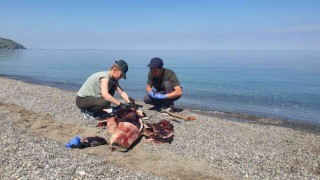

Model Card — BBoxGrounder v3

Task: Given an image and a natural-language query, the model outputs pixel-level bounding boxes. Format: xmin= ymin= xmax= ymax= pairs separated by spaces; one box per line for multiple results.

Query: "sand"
xmin=0 ymin=77 xmax=319 ymax=179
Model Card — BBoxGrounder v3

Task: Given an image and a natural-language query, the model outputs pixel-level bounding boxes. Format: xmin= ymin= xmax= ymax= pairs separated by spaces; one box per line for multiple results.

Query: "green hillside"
xmin=0 ymin=37 xmax=26 ymax=50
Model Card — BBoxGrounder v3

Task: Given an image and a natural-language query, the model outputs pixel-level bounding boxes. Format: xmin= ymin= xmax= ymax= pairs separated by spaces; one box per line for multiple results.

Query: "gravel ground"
xmin=0 ymin=107 xmax=162 ymax=180
xmin=0 ymin=77 xmax=320 ymax=179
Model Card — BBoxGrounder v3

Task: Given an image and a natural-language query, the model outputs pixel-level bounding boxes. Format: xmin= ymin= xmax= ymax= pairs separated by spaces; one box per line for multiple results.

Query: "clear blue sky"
xmin=1 ymin=0 xmax=319 ymax=50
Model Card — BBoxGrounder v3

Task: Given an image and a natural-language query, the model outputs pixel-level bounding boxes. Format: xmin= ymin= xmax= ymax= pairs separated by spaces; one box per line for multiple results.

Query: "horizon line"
xmin=22 ymin=48 xmax=320 ymax=51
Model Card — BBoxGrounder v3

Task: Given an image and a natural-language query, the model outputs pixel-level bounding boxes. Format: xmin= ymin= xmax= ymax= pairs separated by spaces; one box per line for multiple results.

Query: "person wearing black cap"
xmin=76 ymin=60 xmax=133 ymax=119
xmin=144 ymin=57 xmax=183 ymax=112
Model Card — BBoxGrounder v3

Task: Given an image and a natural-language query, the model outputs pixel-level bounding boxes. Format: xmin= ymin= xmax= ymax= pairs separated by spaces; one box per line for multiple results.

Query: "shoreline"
xmin=1 ymin=74 xmax=319 ymax=128
xmin=193 ymin=109 xmax=320 ymax=135
xmin=1 ymin=77 xmax=320 ymax=179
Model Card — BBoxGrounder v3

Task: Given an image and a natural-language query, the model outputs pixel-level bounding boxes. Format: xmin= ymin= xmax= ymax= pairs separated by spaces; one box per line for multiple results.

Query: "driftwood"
xmin=163 ymin=111 xmax=196 ymax=121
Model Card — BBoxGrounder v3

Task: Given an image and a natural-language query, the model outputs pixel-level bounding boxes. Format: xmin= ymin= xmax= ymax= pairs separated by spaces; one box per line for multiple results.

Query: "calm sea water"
xmin=0 ymin=49 xmax=319 ymax=125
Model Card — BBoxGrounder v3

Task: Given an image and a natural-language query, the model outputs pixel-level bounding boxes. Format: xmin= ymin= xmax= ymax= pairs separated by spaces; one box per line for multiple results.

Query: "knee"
xmin=102 ymin=101 xmax=110 ymax=106
xmin=144 ymin=94 xmax=152 ymax=104
xmin=164 ymin=81 xmax=174 ymax=90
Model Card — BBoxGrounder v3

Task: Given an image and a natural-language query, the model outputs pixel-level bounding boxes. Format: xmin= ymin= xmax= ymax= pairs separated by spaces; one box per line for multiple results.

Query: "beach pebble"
xmin=0 ymin=77 xmax=320 ymax=179
xmin=78 ymin=171 xmax=86 ymax=176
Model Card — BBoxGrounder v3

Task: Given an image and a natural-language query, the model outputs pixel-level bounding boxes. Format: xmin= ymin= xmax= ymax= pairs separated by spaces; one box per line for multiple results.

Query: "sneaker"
xmin=81 ymin=109 xmax=97 ymax=120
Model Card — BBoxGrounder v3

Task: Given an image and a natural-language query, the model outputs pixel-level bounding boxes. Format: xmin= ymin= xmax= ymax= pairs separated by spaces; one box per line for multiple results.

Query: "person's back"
xmin=77 ymin=71 xmax=110 ymax=97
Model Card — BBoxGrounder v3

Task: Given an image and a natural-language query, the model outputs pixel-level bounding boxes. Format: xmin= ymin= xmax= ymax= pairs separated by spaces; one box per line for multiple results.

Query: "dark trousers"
xmin=143 ymin=80 xmax=181 ymax=107
xmin=76 ymin=85 xmax=116 ymax=113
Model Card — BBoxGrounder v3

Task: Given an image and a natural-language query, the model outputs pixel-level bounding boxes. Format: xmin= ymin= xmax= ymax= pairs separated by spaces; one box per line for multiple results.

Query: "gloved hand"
xmin=118 ymin=102 xmax=131 ymax=109
xmin=154 ymin=93 xmax=167 ymax=99
xmin=129 ymin=97 xmax=135 ymax=104
xmin=128 ymin=102 xmax=135 ymax=109
xmin=148 ymin=90 xmax=155 ymax=98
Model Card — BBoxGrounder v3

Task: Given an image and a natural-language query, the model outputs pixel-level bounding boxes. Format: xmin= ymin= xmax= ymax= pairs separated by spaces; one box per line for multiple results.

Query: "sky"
xmin=1 ymin=0 xmax=320 ymax=50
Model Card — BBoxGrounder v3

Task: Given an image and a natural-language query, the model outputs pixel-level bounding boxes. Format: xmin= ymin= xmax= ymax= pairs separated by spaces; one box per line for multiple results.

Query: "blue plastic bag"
xmin=65 ymin=136 xmax=81 ymax=149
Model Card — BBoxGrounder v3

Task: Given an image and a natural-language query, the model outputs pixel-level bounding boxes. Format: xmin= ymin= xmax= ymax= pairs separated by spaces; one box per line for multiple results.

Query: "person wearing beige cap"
xmin=76 ymin=60 xmax=133 ymax=119
xmin=144 ymin=57 xmax=183 ymax=112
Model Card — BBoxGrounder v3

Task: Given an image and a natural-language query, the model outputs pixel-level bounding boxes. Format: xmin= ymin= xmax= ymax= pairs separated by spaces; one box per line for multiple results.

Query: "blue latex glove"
xmin=65 ymin=136 xmax=81 ymax=149
xmin=148 ymin=90 xmax=155 ymax=98
xmin=154 ymin=93 xmax=167 ymax=99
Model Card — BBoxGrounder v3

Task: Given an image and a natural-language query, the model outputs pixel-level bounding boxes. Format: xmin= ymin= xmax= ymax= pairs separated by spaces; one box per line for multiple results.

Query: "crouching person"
xmin=144 ymin=57 xmax=183 ymax=112
xmin=76 ymin=60 xmax=132 ymax=119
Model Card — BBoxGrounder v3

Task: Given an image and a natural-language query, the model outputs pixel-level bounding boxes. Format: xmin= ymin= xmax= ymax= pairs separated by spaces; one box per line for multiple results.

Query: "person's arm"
xmin=153 ymin=85 xmax=182 ymax=99
xmin=116 ymin=86 xmax=130 ymax=103
xmin=100 ymin=78 xmax=121 ymax=106
xmin=165 ymin=71 xmax=182 ymax=99
xmin=165 ymin=85 xmax=183 ymax=99
xmin=146 ymin=71 xmax=154 ymax=94
xmin=146 ymin=84 xmax=153 ymax=93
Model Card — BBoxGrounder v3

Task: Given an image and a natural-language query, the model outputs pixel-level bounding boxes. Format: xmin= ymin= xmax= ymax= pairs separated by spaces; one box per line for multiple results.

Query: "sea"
xmin=0 ymin=49 xmax=319 ymax=125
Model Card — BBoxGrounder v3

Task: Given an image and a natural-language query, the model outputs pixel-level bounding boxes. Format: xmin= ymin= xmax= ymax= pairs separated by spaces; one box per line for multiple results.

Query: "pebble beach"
xmin=0 ymin=77 xmax=319 ymax=179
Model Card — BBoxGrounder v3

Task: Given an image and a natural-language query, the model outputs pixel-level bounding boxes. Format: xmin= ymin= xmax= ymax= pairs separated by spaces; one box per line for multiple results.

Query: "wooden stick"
xmin=165 ymin=111 xmax=196 ymax=121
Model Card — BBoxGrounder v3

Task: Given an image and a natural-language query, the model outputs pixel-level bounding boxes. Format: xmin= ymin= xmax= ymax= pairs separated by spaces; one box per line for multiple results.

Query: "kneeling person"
xmin=76 ymin=60 xmax=132 ymax=119
xmin=144 ymin=57 xmax=183 ymax=112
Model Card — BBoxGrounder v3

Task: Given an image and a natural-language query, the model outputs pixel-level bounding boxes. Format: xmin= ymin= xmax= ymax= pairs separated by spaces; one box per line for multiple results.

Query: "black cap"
xmin=147 ymin=57 xmax=163 ymax=68
xmin=115 ymin=60 xmax=128 ymax=79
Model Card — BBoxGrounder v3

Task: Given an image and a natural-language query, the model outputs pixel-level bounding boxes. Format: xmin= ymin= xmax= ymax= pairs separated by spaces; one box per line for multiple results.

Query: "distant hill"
xmin=0 ymin=37 xmax=26 ymax=50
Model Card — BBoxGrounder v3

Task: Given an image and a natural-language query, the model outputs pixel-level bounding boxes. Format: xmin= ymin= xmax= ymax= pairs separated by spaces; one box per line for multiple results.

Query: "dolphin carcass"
xmin=106 ymin=108 xmax=144 ymax=151
xmin=99 ymin=108 xmax=174 ymax=151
